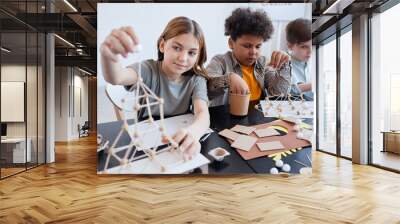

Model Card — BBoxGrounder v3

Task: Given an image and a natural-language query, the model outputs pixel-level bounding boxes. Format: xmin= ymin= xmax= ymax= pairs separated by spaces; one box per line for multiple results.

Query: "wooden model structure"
xmin=98 ymin=52 xmax=187 ymax=174
xmin=257 ymin=63 xmax=314 ymax=119
xmin=259 ymin=93 xmax=314 ymax=119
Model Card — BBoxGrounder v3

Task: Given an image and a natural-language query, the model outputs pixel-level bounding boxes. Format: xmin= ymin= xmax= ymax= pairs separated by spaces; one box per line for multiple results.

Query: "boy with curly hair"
xmin=207 ymin=7 xmax=291 ymax=106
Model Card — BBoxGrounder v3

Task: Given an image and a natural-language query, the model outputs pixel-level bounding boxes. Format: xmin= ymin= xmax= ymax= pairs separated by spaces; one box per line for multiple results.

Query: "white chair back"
xmin=105 ymin=83 xmax=139 ymax=120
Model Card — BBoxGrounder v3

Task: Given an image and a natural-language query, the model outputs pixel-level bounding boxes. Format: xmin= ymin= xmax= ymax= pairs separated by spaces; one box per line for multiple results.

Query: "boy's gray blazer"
xmin=206 ymin=51 xmax=291 ymax=106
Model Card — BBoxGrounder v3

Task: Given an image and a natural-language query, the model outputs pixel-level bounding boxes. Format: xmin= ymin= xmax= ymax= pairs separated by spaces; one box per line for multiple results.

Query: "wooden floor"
xmin=1 ymin=164 xmax=44 ymax=178
xmin=1 ymin=167 xmax=26 ymax=178
xmin=1 ymin=135 xmax=400 ymax=223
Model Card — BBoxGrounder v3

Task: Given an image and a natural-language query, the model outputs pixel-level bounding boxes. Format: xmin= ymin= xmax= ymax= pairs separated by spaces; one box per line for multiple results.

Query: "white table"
xmin=1 ymin=138 xmax=31 ymax=163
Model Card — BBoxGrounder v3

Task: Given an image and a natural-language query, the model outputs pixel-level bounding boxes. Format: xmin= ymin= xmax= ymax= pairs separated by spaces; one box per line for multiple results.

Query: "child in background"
xmin=286 ymin=18 xmax=313 ymax=100
xmin=207 ymin=7 xmax=291 ymax=106
xmin=100 ymin=17 xmax=210 ymax=160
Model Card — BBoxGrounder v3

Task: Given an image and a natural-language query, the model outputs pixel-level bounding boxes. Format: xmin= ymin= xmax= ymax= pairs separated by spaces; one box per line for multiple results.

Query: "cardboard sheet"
xmin=254 ymin=128 xmax=280 ymax=138
xmin=257 ymin=141 xmax=285 ymax=151
xmin=218 ymin=129 xmax=241 ymax=140
xmin=230 ymin=125 xmax=256 ymax=135
xmin=231 ymin=135 xmax=258 ymax=151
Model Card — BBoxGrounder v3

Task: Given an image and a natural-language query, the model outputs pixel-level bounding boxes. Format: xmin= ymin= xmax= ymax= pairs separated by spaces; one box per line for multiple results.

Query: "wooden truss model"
xmin=258 ymin=63 xmax=314 ymax=118
xmin=258 ymin=93 xmax=314 ymax=118
xmin=99 ymin=56 xmax=187 ymax=174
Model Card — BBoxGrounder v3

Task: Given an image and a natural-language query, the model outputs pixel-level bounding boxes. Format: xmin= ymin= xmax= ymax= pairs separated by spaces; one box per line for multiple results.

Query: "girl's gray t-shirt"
xmin=126 ymin=59 xmax=208 ymax=118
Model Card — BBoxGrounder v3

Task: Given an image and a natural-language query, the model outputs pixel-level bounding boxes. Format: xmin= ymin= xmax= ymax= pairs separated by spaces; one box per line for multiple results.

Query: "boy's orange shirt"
xmin=241 ymin=65 xmax=261 ymax=101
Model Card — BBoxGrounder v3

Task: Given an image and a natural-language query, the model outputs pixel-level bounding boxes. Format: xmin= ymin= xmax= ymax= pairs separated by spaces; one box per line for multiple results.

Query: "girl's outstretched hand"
xmin=100 ymin=26 xmax=140 ymax=63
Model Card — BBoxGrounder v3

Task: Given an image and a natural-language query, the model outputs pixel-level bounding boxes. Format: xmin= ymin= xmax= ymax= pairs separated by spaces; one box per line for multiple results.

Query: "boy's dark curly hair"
xmin=286 ymin=18 xmax=311 ymax=44
xmin=224 ymin=8 xmax=274 ymax=41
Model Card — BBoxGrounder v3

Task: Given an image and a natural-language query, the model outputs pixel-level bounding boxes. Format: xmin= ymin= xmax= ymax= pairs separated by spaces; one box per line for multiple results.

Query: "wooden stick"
xmin=294 ymin=159 xmax=309 ymax=167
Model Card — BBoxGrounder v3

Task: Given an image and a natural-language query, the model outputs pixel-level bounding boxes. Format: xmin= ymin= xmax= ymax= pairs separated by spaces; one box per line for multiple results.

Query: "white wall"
xmin=55 ymin=67 xmax=68 ymax=141
xmin=1 ymin=64 xmax=45 ymax=163
xmin=54 ymin=67 xmax=89 ymax=141
xmin=1 ymin=65 xmax=40 ymax=137
xmin=97 ymin=3 xmax=312 ymax=123
xmin=72 ymin=73 xmax=89 ymax=138
xmin=1 ymin=65 xmax=26 ymax=138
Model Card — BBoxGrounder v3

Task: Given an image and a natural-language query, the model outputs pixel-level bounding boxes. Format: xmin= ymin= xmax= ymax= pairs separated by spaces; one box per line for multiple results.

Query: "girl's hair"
xmin=157 ymin=16 xmax=208 ymax=79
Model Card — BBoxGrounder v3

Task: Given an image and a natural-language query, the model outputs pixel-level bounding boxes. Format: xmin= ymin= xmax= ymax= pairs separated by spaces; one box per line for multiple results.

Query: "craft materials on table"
xmin=258 ymin=94 xmax=314 ymax=119
xmin=217 ymin=119 xmax=312 ymax=160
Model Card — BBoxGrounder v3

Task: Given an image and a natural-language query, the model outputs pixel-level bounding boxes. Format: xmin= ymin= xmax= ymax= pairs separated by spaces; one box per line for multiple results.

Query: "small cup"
xmin=208 ymin=147 xmax=230 ymax=162
xmin=229 ymin=92 xmax=250 ymax=116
